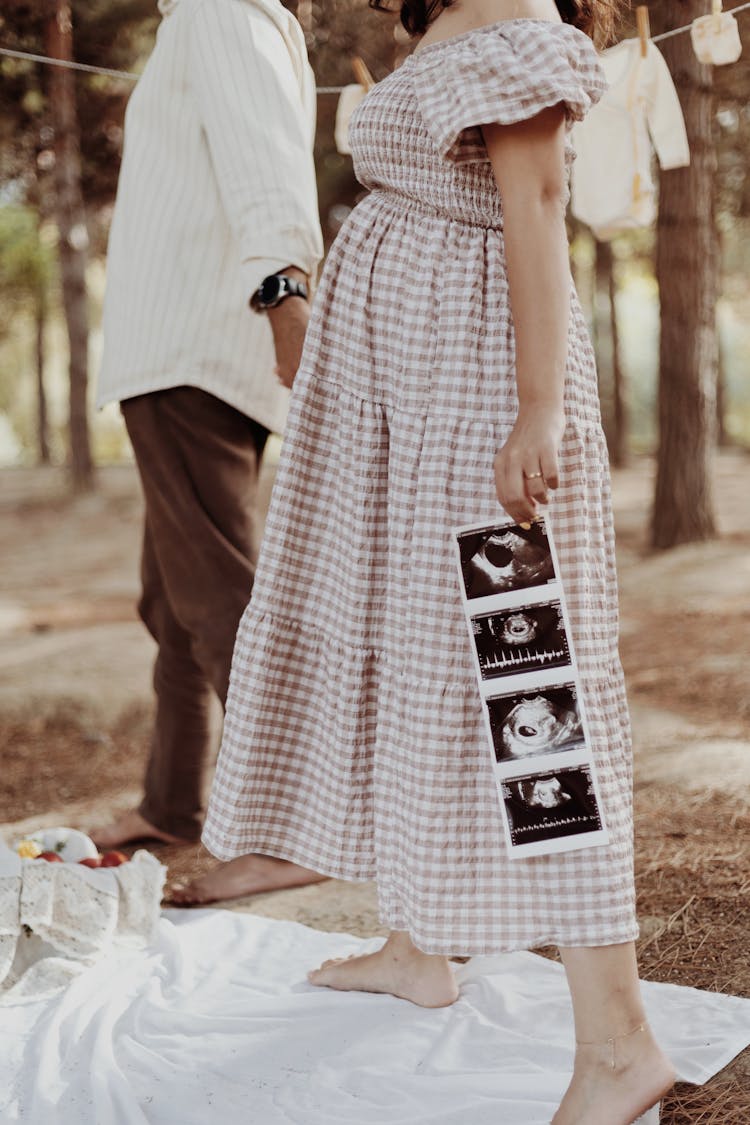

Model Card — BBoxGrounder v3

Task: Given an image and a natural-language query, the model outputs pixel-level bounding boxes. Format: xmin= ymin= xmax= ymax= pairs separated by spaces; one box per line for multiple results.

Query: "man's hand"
xmin=268 ymin=296 xmax=310 ymax=390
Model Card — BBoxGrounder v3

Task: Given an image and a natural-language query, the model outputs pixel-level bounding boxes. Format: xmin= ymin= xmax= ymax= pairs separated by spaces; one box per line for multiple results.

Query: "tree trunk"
xmin=592 ymin=237 xmax=609 ymax=399
xmin=46 ymin=0 xmax=94 ymax=491
xmin=609 ymin=254 xmax=628 ymax=467
xmin=716 ymin=326 xmax=729 ymax=446
xmin=593 ymin=238 xmax=627 ymax=466
xmin=35 ymin=287 xmax=51 ymax=465
xmin=651 ymin=0 xmax=717 ymax=548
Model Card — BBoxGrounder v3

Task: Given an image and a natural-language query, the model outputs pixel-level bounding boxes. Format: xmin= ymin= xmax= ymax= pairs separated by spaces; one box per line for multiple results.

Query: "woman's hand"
xmin=493 ymin=403 xmax=565 ymax=524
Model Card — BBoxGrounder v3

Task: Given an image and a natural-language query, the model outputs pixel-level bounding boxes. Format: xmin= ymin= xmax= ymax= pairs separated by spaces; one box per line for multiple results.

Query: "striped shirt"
xmin=97 ymin=0 xmax=323 ymax=433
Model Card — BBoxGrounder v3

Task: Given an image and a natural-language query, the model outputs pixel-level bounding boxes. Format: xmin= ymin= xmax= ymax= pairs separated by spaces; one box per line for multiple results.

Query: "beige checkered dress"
xmin=203 ymin=19 xmax=639 ymax=955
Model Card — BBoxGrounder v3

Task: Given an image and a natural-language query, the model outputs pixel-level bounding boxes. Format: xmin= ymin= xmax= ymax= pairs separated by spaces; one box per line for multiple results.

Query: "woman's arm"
xmin=482 ymin=104 xmax=571 ymax=523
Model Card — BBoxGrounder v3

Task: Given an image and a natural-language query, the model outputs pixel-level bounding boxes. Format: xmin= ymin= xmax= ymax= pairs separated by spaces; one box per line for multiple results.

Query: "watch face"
xmin=260 ymin=275 xmax=283 ymax=304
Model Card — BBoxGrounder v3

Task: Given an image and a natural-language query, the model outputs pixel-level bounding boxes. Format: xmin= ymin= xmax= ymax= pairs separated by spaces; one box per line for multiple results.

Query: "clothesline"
xmin=0 ymin=45 xmax=343 ymax=89
xmin=1 ymin=1 xmax=750 ymax=90
xmin=653 ymin=0 xmax=750 ymax=39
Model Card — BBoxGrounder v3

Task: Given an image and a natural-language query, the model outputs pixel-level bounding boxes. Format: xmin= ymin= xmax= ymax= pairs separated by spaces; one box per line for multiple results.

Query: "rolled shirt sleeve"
xmin=187 ymin=0 xmax=323 ymax=303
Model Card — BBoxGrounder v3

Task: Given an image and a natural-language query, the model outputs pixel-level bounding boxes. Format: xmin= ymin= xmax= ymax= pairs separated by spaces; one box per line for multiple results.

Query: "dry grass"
xmin=634 ymin=787 xmax=750 ymax=1124
xmin=0 ymin=704 xmax=151 ymax=822
xmin=621 ymin=610 xmax=750 ymax=729
xmin=663 ymin=1082 xmax=750 ymax=1125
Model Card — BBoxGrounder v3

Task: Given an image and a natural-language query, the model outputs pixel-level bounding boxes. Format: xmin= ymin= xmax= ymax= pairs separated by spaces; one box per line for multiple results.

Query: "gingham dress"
xmin=202 ymin=19 xmax=639 ymax=955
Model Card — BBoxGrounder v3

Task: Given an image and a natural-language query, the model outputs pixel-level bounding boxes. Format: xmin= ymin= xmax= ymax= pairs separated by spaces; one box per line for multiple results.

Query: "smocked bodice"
xmin=348 ymin=19 xmax=606 ymax=228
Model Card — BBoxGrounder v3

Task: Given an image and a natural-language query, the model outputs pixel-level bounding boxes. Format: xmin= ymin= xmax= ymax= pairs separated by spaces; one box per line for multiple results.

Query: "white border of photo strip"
xmin=453 ymin=515 xmax=609 ymax=859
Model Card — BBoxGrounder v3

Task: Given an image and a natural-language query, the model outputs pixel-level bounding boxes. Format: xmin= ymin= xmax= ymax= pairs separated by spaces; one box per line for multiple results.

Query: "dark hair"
xmin=369 ymin=0 xmax=620 ymax=49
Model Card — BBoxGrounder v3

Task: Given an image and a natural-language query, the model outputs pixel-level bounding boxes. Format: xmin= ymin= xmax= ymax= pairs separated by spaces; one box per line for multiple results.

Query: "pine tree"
xmin=650 ymin=0 xmax=719 ymax=548
xmin=1 ymin=0 xmax=156 ymax=484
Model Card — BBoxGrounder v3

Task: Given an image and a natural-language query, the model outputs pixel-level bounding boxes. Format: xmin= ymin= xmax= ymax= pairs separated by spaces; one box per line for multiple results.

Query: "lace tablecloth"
xmin=0 ymin=843 xmax=165 ymax=1003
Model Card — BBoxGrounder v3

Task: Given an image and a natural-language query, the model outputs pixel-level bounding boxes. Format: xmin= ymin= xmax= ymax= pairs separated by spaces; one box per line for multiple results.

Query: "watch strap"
xmin=251 ymin=273 xmax=309 ymax=311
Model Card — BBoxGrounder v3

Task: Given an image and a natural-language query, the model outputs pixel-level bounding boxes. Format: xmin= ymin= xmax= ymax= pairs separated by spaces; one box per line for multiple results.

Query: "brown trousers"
xmin=122 ymin=387 xmax=269 ymax=840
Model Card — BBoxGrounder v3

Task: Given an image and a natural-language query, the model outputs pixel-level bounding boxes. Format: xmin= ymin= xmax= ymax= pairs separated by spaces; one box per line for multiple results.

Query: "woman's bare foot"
xmin=551 ymin=1024 xmax=675 ymax=1125
xmin=90 ymin=809 xmax=190 ymax=850
xmin=308 ymin=931 xmax=459 ymax=1008
xmin=167 ymin=854 xmax=328 ymax=905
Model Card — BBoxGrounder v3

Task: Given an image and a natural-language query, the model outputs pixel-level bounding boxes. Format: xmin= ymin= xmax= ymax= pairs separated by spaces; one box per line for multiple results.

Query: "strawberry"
xmin=37 ymin=851 xmax=64 ymax=863
xmin=78 ymin=856 xmax=102 ymax=868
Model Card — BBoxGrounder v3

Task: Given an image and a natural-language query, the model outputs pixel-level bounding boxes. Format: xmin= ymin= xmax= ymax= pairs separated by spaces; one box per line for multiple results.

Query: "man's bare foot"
xmin=308 ymin=930 xmax=459 ymax=1009
xmin=90 ymin=809 xmax=189 ymax=850
xmin=167 ymin=854 xmax=328 ymax=905
xmin=551 ymin=1024 xmax=675 ymax=1125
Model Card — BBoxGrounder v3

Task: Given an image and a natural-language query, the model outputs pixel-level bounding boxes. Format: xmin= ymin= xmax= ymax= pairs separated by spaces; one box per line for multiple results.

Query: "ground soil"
xmin=1 ymin=451 xmax=749 ymax=1125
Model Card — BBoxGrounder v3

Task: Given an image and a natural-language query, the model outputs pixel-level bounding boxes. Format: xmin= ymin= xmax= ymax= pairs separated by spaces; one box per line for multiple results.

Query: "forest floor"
xmin=1 ymin=450 xmax=749 ymax=1125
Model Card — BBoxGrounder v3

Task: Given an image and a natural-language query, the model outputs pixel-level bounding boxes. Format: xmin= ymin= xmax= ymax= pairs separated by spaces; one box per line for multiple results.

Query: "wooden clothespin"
xmin=636 ymin=6 xmax=651 ymax=58
xmin=351 ymin=56 xmax=375 ymax=92
xmin=712 ymin=0 xmax=724 ymax=30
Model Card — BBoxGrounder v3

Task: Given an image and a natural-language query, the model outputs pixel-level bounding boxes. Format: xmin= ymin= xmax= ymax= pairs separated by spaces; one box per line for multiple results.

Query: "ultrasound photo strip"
xmin=485 ymin=681 xmax=586 ymax=766
xmin=457 ymin=520 xmax=556 ymax=603
xmin=499 ymin=763 xmax=608 ymax=855
xmin=453 ymin=516 xmax=610 ymax=858
xmin=471 ymin=600 xmax=571 ymax=681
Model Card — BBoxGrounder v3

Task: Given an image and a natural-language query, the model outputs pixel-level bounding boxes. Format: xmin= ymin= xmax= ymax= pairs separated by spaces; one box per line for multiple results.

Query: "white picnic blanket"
xmin=0 ymin=909 xmax=748 ymax=1124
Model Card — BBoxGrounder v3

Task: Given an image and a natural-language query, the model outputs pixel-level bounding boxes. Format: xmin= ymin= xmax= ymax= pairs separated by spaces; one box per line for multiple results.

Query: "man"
xmin=93 ymin=0 xmax=325 ymax=905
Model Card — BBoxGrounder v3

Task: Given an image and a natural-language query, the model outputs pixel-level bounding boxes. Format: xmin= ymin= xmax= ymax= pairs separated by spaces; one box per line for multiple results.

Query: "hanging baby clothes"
xmin=570 ymin=38 xmax=690 ymax=239
xmin=691 ymin=1 xmax=743 ymax=65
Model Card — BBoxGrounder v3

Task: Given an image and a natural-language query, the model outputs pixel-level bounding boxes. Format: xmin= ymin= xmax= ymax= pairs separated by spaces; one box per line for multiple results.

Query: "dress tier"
xmin=202 ymin=20 xmax=638 ymax=955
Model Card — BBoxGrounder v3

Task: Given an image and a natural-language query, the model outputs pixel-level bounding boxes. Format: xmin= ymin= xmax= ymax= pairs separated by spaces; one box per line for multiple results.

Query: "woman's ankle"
xmin=553 ymin=1028 xmax=675 ymax=1125
xmin=572 ymin=1023 xmax=676 ymax=1098
xmin=575 ymin=1019 xmax=650 ymax=1072
xmin=383 ymin=930 xmax=437 ymax=962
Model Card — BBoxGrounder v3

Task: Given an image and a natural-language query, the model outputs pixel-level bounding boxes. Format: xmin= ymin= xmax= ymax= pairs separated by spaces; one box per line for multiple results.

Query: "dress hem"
xmin=200 ymin=831 xmax=639 ymax=957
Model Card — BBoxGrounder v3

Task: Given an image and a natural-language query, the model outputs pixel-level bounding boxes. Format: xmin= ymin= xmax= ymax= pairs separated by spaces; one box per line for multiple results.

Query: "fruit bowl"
xmin=15 ymin=827 xmax=100 ymax=863
xmin=1 ymin=832 xmax=167 ymax=1001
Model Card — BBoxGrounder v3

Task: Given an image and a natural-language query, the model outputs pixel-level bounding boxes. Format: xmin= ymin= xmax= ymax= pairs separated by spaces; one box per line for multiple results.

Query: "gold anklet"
xmin=576 ymin=1022 xmax=646 ymax=1070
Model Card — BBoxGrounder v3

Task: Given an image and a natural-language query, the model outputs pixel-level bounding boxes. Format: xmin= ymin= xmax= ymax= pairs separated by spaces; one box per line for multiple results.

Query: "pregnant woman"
xmin=202 ymin=0 xmax=675 ymax=1119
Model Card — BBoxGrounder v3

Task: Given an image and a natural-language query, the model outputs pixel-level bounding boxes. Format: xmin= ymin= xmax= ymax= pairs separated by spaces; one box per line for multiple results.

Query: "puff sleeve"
xmin=411 ymin=20 xmax=607 ymax=162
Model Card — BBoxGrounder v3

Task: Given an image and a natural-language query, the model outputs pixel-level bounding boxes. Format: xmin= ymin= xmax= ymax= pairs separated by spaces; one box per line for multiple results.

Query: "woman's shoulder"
xmin=407 ymin=3 xmax=606 ymax=161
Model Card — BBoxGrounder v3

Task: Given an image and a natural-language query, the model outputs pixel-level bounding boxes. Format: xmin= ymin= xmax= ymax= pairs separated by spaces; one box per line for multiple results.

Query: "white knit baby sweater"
xmin=570 ymin=38 xmax=690 ymax=239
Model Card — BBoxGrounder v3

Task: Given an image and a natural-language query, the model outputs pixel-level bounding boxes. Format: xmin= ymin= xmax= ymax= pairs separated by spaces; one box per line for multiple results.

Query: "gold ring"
xmin=523 ymin=470 xmax=544 ymax=480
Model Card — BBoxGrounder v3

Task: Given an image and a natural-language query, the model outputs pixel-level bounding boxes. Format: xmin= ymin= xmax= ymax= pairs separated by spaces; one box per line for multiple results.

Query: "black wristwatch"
xmin=250 ymin=273 xmax=309 ymax=311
